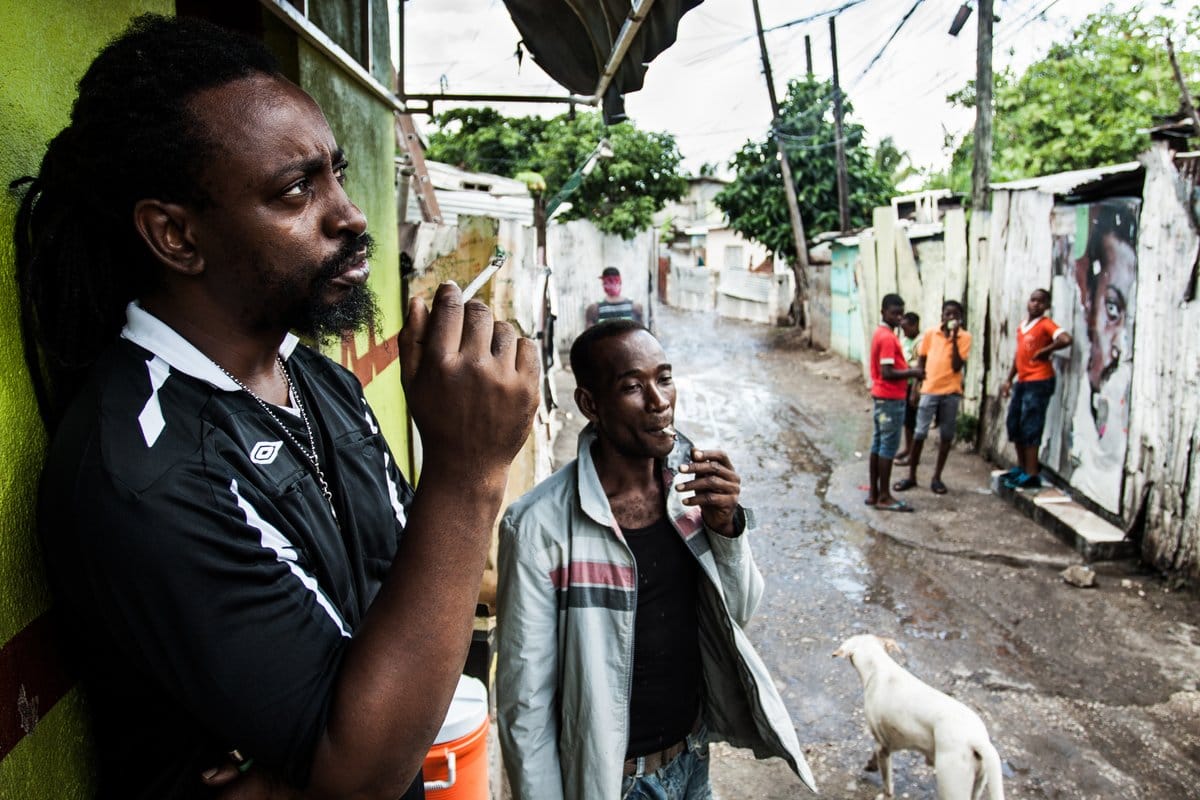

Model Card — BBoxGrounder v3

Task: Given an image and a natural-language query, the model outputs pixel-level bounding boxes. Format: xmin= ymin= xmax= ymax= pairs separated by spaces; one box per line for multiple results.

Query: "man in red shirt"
xmin=867 ymin=294 xmax=924 ymax=511
xmin=1000 ymin=289 xmax=1072 ymax=489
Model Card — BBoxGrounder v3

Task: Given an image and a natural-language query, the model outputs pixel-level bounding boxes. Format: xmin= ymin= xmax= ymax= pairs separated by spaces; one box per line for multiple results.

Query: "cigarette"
xmin=461 ymin=253 xmax=507 ymax=302
xmin=663 ymin=425 xmax=677 ymax=436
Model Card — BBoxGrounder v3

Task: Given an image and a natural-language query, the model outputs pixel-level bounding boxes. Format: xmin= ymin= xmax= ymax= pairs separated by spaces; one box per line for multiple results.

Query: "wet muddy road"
xmin=551 ymin=306 xmax=1200 ymax=799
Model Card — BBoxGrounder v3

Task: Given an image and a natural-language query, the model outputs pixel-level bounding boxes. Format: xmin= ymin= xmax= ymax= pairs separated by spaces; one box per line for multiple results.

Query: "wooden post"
xmin=830 ymin=16 xmax=851 ymax=233
xmin=971 ymin=0 xmax=994 ymax=213
xmin=395 ymin=114 xmax=443 ymax=224
xmin=533 ymin=192 xmax=547 ymax=268
xmin=804 ymin=34 xmax=813 ymax=77
xmin=751 ymin=0 xmax=811 ymax=328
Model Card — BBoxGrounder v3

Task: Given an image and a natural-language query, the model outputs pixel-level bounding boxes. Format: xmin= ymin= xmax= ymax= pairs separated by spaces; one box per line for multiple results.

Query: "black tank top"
xmin=596 ymin=299 xmax=639 ymax=323
xmin=623 ymin=516 xmax=701 ymax=758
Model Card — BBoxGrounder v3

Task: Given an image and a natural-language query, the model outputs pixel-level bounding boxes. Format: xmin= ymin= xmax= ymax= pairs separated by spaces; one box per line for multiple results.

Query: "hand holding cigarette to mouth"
xmin=674 ymin=446 xmax=742 ymax=537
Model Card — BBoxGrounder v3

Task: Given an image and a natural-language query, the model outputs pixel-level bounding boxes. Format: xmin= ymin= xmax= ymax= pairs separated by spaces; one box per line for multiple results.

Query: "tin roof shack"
xmin=978 ymin=145 xmax=1200 ymax=577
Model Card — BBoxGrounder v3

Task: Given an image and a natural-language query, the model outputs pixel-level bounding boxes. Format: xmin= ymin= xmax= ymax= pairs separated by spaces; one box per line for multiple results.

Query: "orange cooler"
xmin=423 ymin=675 xmax=489 ymax=800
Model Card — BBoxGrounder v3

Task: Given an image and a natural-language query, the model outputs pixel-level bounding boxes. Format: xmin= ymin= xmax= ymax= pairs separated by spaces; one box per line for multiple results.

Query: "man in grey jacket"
xmin=497 ymin=320 xmax=816 ymax=799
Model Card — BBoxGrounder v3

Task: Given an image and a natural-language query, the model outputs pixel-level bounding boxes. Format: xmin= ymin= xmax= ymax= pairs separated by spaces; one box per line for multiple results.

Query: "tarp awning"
xmin=502 ymin=0 xmax=702 ymax=122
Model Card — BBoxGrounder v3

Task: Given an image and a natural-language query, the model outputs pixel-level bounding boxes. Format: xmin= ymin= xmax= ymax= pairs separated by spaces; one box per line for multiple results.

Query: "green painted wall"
xmin=0 ymin=4 xmax=172 ymax=797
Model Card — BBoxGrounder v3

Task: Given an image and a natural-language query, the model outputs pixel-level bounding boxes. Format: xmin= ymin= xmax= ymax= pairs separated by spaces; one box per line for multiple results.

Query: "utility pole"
xmin=829 ymin=16 xmax=851 ymax=233
xmin=751 ymin=0 xmax=810 ymax=328
xmin=971 ymin=0 xmax=994 ymax=212
xmin=804 ymin=34 xmax=813 ymax=77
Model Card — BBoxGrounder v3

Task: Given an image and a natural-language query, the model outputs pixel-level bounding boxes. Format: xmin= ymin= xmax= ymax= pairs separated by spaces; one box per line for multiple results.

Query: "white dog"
xmin=833 ymin=634 xmax=1005 ymax=800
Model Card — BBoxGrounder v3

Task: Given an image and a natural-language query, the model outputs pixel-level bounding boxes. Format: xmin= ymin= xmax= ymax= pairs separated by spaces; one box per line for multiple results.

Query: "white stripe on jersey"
xmin=137 ymin=356 xmax=172 ymax=447
xmin=383 ymin=452 xmax=407 ymax=527
xmin=362 ymin=397 xmax=379 ymax=434
xmin=230 ymin=478 xmax=351 ymax=638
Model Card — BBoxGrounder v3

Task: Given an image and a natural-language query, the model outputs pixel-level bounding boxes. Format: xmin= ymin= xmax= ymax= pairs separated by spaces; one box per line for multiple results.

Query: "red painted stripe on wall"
xmin=0 ymin=612 xmax=74 ymax=761
xmin=340 ymin=329 xmax=400 ymax=388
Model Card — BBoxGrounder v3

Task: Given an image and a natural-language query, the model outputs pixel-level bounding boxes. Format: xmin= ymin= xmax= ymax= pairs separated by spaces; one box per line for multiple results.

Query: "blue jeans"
xmin=870 ymin=398 xmax=906 ymax=459
xmin=1006 ymin=377 xmax=1056 ymax=446
xmin=620 ymin=725 xmax=712 ymax=800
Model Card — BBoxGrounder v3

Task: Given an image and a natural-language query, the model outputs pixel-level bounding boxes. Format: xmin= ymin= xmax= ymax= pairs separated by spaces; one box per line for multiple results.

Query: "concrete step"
xmin=990 ymin=471 xmax=1136 ymax=562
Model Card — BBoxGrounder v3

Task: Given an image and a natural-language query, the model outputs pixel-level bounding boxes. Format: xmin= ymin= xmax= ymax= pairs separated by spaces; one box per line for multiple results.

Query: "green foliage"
xmin=947 ymin=4 xmax=1200 ymax=183
xmin=874 ymin=136 xmax=919 ymax=189
xmin=425 ymin=108 xmax=687 ymax=239
xmin=955 ymin=411 xmax=978 ymax=444
xmin=512 ymin=171 xmax=547 ymax=194
xmin=714 ymin=76 xmax=896 ymax=259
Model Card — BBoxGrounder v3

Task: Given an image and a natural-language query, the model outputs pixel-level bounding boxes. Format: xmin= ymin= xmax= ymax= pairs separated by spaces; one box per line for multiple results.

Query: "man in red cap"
xmin=585 ymin=266 xmax=644 ymax=327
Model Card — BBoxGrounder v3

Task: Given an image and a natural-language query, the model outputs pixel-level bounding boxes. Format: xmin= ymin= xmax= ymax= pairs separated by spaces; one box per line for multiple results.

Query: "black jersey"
xmin=38 ymin=304 xmax=418 ymax=798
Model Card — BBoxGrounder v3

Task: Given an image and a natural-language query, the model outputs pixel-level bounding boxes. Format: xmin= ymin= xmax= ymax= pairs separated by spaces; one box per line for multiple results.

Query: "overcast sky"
xmin=399 ymin=0 xmax=1189 ymax=177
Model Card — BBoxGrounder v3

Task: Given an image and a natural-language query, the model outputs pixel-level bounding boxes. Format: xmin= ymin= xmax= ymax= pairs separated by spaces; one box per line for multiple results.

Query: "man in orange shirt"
xmin=1000 ymin=288 xmax=1073 ymax=489
xmin=894 ymin=300 xmax=971 ymax=495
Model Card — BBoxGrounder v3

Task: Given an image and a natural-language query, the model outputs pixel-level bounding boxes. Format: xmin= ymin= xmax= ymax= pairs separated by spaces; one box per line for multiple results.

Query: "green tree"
xmin=425 ymin=108 xmax=687 ymax=239
xmin=948 ymin=4 xmax=1200 ymax=184
xmin=874 ymin=136 xmax=918 ymax=189
xmin=714 ymin=76 xmax=896 ymax=258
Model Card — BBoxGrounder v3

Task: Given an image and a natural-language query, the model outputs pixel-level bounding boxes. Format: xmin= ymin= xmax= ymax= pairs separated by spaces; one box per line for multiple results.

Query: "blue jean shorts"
xmin=871 ymin=398 xmax=906 ymax=459
xmin=1007 ymin=377 xmax=1056 ymax=446
xmin=621 ymin=723 xmax=711 ymax=800
xmin=915 ymin=393 xmax=961 ymax=442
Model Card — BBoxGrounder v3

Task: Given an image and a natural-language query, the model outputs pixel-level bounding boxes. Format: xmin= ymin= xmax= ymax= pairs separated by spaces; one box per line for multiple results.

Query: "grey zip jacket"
xmin=497 ymin=425 xmax=818 ymax=799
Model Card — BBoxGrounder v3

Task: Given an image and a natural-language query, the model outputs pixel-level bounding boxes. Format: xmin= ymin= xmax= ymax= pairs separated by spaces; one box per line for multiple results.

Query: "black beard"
xmin=292 ymin=233 xmax=380 ymax=341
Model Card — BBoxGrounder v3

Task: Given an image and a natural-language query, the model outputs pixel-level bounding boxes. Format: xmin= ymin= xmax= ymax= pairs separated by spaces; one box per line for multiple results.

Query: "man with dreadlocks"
xmin=13 ymin=15 xmax=538 ymax=800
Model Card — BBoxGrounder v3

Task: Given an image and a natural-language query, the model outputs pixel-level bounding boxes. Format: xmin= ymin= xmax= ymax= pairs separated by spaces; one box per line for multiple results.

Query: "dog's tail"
xmin=975 ymin=740 xmax=1005 ymax=800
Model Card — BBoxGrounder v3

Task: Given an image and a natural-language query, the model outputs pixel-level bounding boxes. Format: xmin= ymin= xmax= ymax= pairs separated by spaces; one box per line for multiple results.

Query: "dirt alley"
xmin=544 ymin=305 xmax=1200 ymax=799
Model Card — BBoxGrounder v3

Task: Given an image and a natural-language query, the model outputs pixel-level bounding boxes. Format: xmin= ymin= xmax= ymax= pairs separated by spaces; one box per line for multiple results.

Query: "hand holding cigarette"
xmin=462 ymin=249 xmax=508 ymax=302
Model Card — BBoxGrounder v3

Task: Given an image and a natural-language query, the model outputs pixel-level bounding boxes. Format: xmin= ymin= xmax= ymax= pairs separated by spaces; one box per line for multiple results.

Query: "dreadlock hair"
xmin=11 ymin=14 xmax=279 ymax=430
xmin=569 ymin=319 xmax=653 ymax=392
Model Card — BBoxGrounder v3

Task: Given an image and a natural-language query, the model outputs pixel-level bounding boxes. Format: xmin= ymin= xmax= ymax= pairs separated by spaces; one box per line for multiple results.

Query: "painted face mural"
xmin=1075 ymin=201 xmax=1138 ymax=436
xmin=1045 ymin=197 xmax=1140 ymax=516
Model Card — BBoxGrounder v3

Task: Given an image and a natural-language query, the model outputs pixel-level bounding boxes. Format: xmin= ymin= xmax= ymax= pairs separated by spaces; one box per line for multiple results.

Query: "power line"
xmin=996 ymin=0 xmax=1066 ymax=48
xmin=850 ymin=0 xmax=927 ymax=89
xmin=761 ymin=0 xmax=871 ymax=34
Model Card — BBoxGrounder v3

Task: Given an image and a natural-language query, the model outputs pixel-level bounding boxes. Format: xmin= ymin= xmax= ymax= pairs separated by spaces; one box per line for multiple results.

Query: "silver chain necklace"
xmin=215 ymin=356 xmax=337 ymax=519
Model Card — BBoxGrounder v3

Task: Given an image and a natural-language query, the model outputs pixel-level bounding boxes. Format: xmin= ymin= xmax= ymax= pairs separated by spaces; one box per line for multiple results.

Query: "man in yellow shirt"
xmin=894 ymin=300 xmax=971 ymax=495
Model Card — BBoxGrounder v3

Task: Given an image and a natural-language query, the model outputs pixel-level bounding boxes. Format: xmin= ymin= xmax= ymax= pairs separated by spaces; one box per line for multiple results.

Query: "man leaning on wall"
xmin=12 ymin=15 xmax=538 ymax=798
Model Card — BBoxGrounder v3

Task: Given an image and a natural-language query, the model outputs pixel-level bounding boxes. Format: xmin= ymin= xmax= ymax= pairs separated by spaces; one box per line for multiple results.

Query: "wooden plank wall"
xmin=846 ymin=153 xmax=1200 ymax=574
xmin=979 ymin=189 xmax=1056 ymax=459
xmin=855 ymin=230 xmax=878 ymax=384
xmin=1123 ymin=146 xmax=1200 ymax=575
xmin=854 ymin=207 xmax=970 ymax=391
xmin=963 ymin=209 xmax=990 ymax=418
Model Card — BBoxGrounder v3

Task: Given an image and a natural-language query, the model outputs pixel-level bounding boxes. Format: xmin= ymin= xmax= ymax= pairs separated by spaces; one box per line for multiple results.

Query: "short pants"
xmin=1006 ymin=377 xmax=1056 ymax=446
xmin=915 ymin=393 xmax=961 ymax=441
xmin=871 ymin=398 xmax=906 ymax=459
